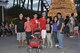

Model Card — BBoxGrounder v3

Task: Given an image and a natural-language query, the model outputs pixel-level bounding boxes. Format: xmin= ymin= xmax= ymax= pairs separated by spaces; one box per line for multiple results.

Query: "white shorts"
xmin=17 ymin=32 xmax=26 ymax=40
xmin=41 ymin=30 xmax=47 ymax=39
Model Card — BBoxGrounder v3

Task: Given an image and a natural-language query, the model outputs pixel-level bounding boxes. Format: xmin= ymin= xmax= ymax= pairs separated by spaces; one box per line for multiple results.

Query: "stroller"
xmin=27 ymin=29 xmax=42 ymax=53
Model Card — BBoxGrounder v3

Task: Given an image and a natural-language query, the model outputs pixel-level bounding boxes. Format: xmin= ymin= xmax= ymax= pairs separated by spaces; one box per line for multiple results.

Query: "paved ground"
xmin=0 ymin=35 xmax=80 ymax=53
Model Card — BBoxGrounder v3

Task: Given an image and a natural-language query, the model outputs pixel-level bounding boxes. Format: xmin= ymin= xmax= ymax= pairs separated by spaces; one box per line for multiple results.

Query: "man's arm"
xmin=51 ymin=25 xmax=53 ymax=34
xmin=15 ymin=25 xmax=17 ymax=34
xmin=24 ymin=22 xmax=26 ymax=30
xmin=60 ymin=22 xmax=65 ymax=32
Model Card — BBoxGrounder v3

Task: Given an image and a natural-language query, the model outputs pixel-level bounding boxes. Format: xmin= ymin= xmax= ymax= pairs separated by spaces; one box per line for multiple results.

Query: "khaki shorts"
xmin=17 ymin=32 xmax=26 ymax=40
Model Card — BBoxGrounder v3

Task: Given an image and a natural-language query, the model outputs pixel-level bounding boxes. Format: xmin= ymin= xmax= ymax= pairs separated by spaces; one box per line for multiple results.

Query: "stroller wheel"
xmin=36 ymin=49 xmax=40 ymax=53
xmin=27 ymin=46 xmax=32 ymax=53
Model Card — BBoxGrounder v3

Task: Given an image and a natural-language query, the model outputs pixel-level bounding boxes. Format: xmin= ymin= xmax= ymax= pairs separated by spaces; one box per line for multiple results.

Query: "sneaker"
xmin=55 ymin=44 xmax=59 ymax=48
xmin=57 ymin=46 xmax=63 ymax=49
xmin=70 ymin=36 xmax=74 ymax=38
xmin=50 ymin=45 xmax=53 ymax=48
xmin=1 ymin=35 xmax=3 ymax=37
xmin=18 ymin=46 xmax=21 ymax=48
xmin=42 ymin=45 xmax=46 ymax=48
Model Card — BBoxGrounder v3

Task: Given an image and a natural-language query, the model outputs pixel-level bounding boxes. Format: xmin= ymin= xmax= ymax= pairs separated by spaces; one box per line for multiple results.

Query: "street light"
xmin=2 ymin=6 xmax=4 ymax=23
xmin=0 ymin=0 xmax=8 ymax=23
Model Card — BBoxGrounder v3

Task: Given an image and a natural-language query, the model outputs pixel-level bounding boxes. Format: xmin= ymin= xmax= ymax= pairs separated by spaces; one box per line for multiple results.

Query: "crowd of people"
xmin=64 ymin=13 xmax=80 ymax=37
xmin=0 ymin=12 xmax=80 ymax=49
xmin=0 ymin=21 xmax=14 ymax=37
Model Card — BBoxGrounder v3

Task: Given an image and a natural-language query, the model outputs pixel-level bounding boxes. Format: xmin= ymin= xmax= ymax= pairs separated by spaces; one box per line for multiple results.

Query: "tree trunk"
xmin=17 ymin=0 xmax=19 ymax=6
xmin=22 ymin=0 xmax=26 ymax=8
xmin=38 ymin=0 xmax=40 ymax=11
xmin=13 ymin=0 xmax=15 ymax=7
xmin=27 ymin=0 xmax=29 ymax=9
xmin=30 ymin=0 xmax=33 ymax=10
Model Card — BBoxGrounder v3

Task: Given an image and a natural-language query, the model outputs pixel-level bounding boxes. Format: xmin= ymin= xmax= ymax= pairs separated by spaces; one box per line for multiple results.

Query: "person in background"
xmin=39 ymin=12 xmax=47 ymax=47
xmin=78 ymin=21 xmax=80 ymax=35
xmin=24 ymin=17 xmax=32 ymax=46
xmin=69 ymin=13 xmax=75 ymax=38
xmin=73 ymin=19 xmax=79 ymax=37
xmin=64 ymin=15 xmax=69 ymax=25
xmin=15 ymin=13 xmax=26 ymax=48
xmin=0 ymin=26 xmax=2 ymax=37
xmin=9 ymin=22 xmax=14 ymax=35
xmin=64 ymin=16 xmax=70 ymax=37
xmin=52 ymin=16 xmax=59 ymax=48
xmin=4 ymin=22 xmax=9 ymax=37
xmin=57 ymin=12 xmax=65 ymax=49
xmin=46 ymin=18 xmax=53 ymax=48
xmin=1 ymin=23 xmax=5 ymax=37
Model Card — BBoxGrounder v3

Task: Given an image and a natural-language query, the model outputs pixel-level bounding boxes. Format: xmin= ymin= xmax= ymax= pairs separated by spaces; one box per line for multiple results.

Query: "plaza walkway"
xmin=0 ymin=35 xmax=80 ymax=53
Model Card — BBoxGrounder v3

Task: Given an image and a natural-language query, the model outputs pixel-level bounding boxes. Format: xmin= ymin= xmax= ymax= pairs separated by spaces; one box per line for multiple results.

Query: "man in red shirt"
xmin=39 ymin=12 xmax=47 ymax=46
xmin=31 ymin=14 xmax=39 ymax=34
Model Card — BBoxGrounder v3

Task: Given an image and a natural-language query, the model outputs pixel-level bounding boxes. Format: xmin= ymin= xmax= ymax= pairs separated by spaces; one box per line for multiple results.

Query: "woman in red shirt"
xmin=24 ymin=17 xmax=32 ymax=45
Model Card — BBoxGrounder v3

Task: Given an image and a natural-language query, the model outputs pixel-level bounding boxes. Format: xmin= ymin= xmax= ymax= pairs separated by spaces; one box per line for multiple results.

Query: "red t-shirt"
xmin=24 ymin=21 xmax=32 ymax=32
xmin=39 ymin=17 xmax=46 ymax=30
xmin=31 ymin=18 xmax=39 ymax=29
xmin=31 ymin=18 xmax=39 ymax=34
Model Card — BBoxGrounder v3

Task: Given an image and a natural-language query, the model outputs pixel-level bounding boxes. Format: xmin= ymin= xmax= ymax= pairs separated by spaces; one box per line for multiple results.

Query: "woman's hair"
xmin=53 ymin=16 xmax=58 ymax=23
xmin=46 ymin=17 xmax=51 ymax=23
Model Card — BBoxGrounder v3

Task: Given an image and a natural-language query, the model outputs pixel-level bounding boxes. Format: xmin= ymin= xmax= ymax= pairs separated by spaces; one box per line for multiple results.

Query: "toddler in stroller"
xmin=27 ymin=29 xmax=43 ymax=53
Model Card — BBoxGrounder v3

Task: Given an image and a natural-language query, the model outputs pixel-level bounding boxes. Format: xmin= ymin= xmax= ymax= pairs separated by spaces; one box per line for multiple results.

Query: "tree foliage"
xmin=5 ymin=6 xmax=34 ymax=18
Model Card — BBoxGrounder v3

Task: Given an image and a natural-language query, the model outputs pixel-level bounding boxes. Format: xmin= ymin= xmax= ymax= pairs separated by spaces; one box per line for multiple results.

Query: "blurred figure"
xmin=9 ymin=22 xmax=15 ymax=35
xmin=0 ymin=26 xmax=2 ymax=37
xmin=69 ymin=13 xmax=75 ymax=38
xmin=64 ymin=15 xmax=70 ymax=37
xmin=4 ymin=22 xmax=9 ymax=37
xmin=73 ymin=19 xmax=79 ymax=37
xmin=1 ymin=23 xmax=5 ymax=37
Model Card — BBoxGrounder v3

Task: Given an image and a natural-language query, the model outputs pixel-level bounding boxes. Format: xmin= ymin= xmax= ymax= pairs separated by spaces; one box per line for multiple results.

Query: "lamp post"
xmin=2 ymin=6 xmax=4 ymax=23
xmin=0 ymin=0 xmax=8 ymax=23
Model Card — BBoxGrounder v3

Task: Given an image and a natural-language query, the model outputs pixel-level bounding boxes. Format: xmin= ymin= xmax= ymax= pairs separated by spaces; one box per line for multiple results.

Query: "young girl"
xmin=46 ymin=18 xmax=53 ymax=48
xmin=52 ymin=16 xmax=59 ymax=47
xmin=24 ymin=17 xmax=32 ymax=45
